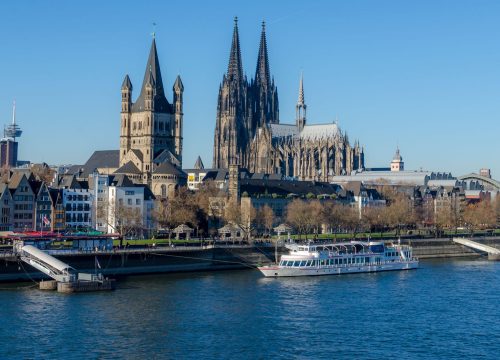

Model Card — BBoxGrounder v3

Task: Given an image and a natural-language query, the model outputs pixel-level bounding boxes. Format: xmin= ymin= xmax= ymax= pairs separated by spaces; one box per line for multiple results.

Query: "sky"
xmin=0 ymin=0 xmax=499 ymax=178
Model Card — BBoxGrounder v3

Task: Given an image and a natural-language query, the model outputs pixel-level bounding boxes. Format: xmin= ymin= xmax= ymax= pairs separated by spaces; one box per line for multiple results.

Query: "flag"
xmin=42 ymin=215 xmax=50 ymax=226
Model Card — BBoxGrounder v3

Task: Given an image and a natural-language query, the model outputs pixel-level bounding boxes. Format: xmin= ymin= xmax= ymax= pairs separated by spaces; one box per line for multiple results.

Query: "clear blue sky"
xmin=0 ymin=0 xmax=499 ymax=177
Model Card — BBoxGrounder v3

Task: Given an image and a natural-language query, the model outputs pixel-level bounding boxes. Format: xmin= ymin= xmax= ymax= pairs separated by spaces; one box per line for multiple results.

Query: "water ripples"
xmin=0 ymin=259 xmax=498 ymax=359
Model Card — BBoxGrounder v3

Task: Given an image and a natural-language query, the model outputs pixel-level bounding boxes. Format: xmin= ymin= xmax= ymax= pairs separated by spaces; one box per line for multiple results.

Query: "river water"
xmin=0 ymin=258 xmax=499 ymax=359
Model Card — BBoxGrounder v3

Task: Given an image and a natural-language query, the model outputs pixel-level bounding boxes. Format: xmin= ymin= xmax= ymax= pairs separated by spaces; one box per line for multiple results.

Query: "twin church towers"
xmin=119 ymin=18 xmax=363 ymax=187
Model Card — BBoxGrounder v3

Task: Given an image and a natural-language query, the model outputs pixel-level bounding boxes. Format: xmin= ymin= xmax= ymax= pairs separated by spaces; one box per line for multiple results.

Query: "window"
xmin=125 ymin=191 xmax=135 ymax=195
xmin=136 ymin=199 xmax=141 ymax=205
xmin=127 ymin=199 xmax=132 ymax=205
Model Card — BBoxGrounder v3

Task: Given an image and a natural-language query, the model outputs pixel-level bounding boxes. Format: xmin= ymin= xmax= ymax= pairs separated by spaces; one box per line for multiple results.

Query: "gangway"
xmin=14 ymin=244 xmax=115 ymax=292
xmin=19 ymin=245 xmax=76 ymax=283
xmin=452 ymin=238 xmax=500 ymax=260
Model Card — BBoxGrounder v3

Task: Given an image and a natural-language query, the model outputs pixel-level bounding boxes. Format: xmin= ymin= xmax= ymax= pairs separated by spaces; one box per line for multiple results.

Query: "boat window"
xmin=299 ymin=261 xmax=306 ymax=267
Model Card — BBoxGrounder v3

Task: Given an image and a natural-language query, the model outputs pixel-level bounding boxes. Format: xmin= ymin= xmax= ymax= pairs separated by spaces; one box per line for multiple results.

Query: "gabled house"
xmin=9 ymin=173 xmax=35 ymax=231
xmin=0 ymin=183 xmax=13 ymax=231
xmin=35 ymin=183 xmax=53 ymax=232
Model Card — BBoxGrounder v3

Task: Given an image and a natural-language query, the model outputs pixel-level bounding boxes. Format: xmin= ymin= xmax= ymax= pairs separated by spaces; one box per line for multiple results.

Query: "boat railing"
xmin=285 ymin=256 xmax=417 ymax=268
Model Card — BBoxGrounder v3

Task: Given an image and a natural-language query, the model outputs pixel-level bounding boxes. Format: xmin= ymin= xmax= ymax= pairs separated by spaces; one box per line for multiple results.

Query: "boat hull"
xmin=258 ymin=260 xmax=419 ymax=277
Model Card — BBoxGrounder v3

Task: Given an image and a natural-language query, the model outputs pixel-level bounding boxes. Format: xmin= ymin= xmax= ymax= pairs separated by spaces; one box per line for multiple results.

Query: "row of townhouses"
xmin=0 ymin=170 xmax=155 ymax=236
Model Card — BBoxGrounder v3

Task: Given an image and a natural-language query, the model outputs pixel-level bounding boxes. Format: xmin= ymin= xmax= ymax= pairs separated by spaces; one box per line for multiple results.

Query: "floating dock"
xmin=17 ymin=244 xmax=115 ymax=293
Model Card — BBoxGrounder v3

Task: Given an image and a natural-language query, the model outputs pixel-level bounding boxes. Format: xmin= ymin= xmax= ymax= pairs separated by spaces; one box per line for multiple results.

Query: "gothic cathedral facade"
xmin=213 ymin=19 xmax=365 ymax=182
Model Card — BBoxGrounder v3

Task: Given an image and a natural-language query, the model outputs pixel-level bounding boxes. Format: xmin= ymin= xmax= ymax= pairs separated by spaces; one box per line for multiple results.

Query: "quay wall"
xmin=1 ymin=237 xmax=499 ymax=282
xmin=398 ymin=237 xmax=500 ymax=259
xmin=0 ymin=245 xmax=277 ymax=282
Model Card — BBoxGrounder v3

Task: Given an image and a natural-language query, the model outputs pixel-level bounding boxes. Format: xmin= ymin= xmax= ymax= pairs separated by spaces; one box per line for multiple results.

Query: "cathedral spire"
xmin=227 ymin=17 xmax=243 ymax=84
xmin=255 ymin=20 xmax=270 ymax=89
xmin=297 ymin=72 xmax=305 ymax=106
xmin=296 ymin=73 xmax=307 ymax=130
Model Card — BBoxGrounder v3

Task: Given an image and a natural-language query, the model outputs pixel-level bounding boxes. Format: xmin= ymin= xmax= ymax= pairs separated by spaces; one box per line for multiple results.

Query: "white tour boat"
xmin=258 ymin=241 xmax=418 ymax=277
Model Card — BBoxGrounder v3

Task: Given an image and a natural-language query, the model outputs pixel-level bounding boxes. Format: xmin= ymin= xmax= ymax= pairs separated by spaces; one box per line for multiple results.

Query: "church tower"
xmin=120 ymin=75 xmax=133 ymax=156
xmin=213 ymin=17 xmax=249 ymax=169
xmin=390 ymin=147 xmax=404 ymax=172
xmin=296 ymin=73 xmax=306 ymax=131
xmin=252 ymin=21 xmax=279 ymax=135
xmin=173 ymin=75 xmax=184 ymax=164
xmin=213 ymin=19 xmax=280 ymax=170
xmin=120 ymin=37 xmax=183 ymax=184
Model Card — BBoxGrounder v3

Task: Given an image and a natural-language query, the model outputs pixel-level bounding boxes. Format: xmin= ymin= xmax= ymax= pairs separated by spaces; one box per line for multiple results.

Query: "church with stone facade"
xmin=213 ymin=19 xmax=364 ymax=182
xmin=118 ymin=38 xmax=186 ymax=197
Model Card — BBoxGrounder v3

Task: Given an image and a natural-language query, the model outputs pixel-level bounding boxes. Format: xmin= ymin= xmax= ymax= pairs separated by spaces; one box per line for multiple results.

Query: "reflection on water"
xmin=0 ymin=259 xmax=498 ymax=359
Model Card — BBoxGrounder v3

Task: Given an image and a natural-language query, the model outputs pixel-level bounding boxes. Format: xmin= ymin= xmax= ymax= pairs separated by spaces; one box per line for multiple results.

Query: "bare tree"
xmin=384 ymin=194 xmax=414 ymax=236
xmin=286 ymin=199 xmax=317 ymax=240
xmin=362 ymin=206 xmax=385 ymax=235
xmin=309 ymin=200 xmax=323 ymax=239
xmin=434 ymin=205 xmax=454 ymax=237
xmin=321 ymin=201 xmax=344 ymax=238
xmin=223 ymin=199 xmax=257 ymax=241
xmin=31 ymin=164 xmax=56 ymax=185
xmin=463 ymin=200 xmax=496 ymax=234
xmin=98 ymin=199 xmax=143 ymax=245
xmin=257 ymin=205 xmax=275 ymax=236
xmin=342 ymin=205 xmax=363 ymax=239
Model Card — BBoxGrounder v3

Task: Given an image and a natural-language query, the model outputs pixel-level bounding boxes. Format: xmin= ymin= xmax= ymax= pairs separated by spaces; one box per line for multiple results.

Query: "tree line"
xmin=103 ymin=180 xmax=500 ymax=239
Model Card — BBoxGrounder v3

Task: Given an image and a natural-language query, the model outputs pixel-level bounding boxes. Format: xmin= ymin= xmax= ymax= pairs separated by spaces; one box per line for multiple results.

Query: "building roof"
xmin=193 ymin=156 xmax=205 ymax=170
xmin=300 ymin=123 xmax=339 ymax=141
xmin=58 ymin=174 xmax=82 ymax=189
xmin=121 ymin=74 xmax=132 ymax=90
xmin=173 ymin=75 xmax=184 ymax=91
xmin=427 ymin=180 xmax=462 ymax=188
xmin=114 ymin=161 xmax=142 ymax=175
xmin=8 ymin=172 xmax=28 ymax=190
xmin=153 ymin=161 xmax=187 ymax=177
xmin=81 ymin=150 xmax=120 ymax=178
xmin=240 ymin=179 xmax=342 ymax=197
xmin=392 ymin=148 xmax=403 ymax=162
xmin=172 ymin=224 xmax=194 ymax=233
xmin=131 ymin=39 xmax=171 ymax=114
xmin=269 ymin=124 xmax=298 ymax=138
xmin=331 ymin=170 xmax=455 ymax=187
xmin=64 ymin=165 xmax=84 ymax=175
xmin=109 ymin=174 xmax=135 ymax=187
xmin=153 ymin=149 xmax=180 ymax=167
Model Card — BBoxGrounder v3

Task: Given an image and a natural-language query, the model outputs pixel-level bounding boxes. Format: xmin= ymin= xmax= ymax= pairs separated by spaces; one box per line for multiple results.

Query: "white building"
xmin=92 ymin=174 xmax=155 ymax=237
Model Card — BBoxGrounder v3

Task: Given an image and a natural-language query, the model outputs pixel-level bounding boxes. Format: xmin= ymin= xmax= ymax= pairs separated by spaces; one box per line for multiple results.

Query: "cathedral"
xmin=119 ymin=38 xmax=186 ymax=197
xmin=213 ymin=19 xmax=365 ymax=182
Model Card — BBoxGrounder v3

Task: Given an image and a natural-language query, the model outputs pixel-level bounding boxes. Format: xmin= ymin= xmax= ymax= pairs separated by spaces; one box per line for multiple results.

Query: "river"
xmin=0 ymin=258 xmax=498 ymax=359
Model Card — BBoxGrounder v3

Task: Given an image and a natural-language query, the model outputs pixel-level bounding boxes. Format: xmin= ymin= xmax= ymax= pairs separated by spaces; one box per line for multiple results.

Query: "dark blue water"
xmin=1 ymin=258 xmax=499 ymax=359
